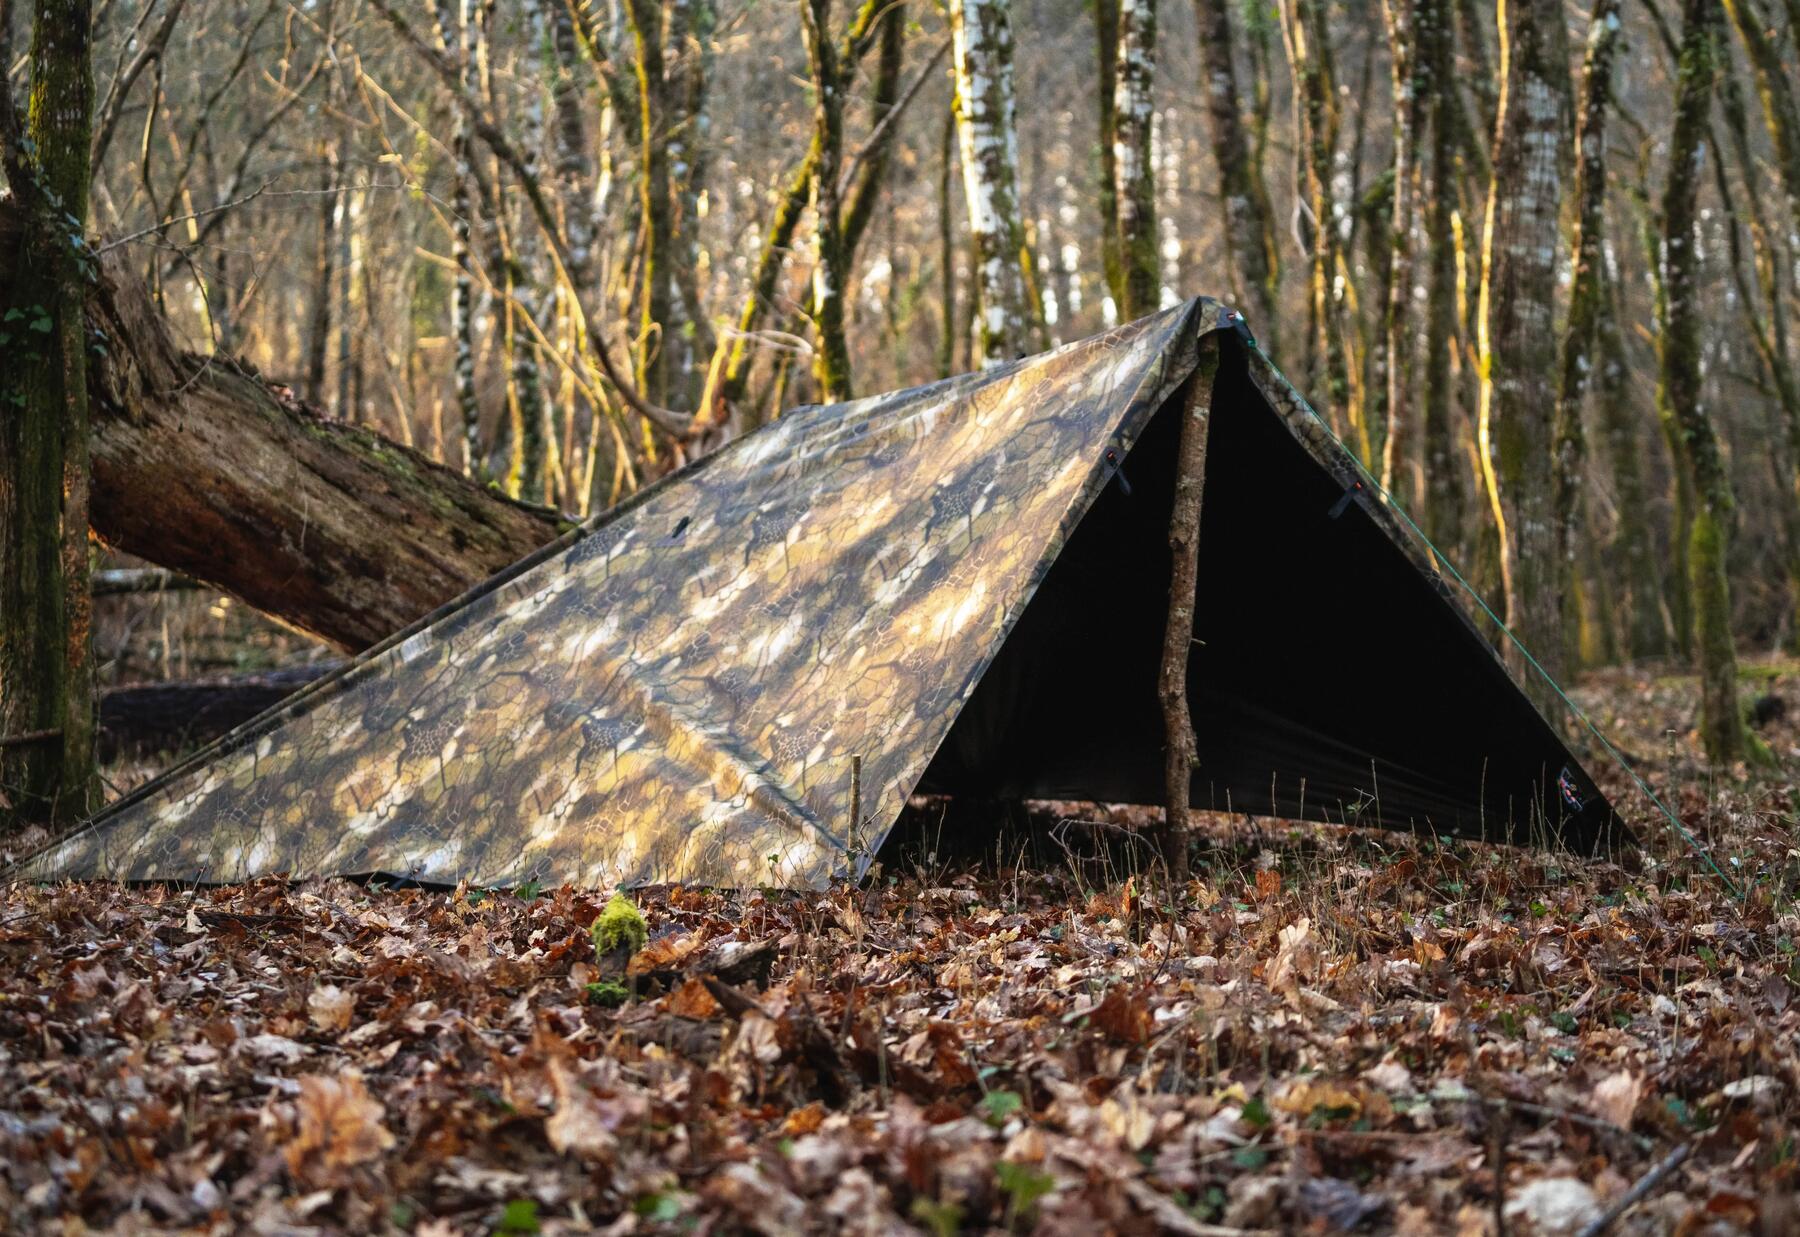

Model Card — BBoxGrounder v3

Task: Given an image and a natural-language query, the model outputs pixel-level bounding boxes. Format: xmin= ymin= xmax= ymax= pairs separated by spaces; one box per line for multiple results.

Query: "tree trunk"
xmin=1661 ymin=0 xmax=1756 ymax=763
xmin=1552 ymin=0 xmax=1621 ymax=664
xmin=1721 ymin=0 xmax=1800 ymax=241
xmin=1419 ymin=0 xmax=1463 ymax=549
xmin=0 ymin=202 xmax=564 ymax=655
xmin=1379 ymin=0 xmax=1426 ymax=508
xmin=1285 ymin=0 xmax=1353 ymax=450
xmin=950 ymin=0 xmax=1035 ymax=365
xmin=939 ymin=101 xmax=958 ymax=378
xmin=1193 ymin=0 xmax=1279 ymax=350
xmin=0 ymin=0 xmax=98 ymax=829
xmin=803 ymin=0 xmax=854 ymax=400
xmin=304 ymin=132 xmax=336 ymax=405
xmin=1095 ymin=0 xmax=1124 ymax=311
xmin=1113 ymin=0 xmax=1159 ymax=318
xmin=1595 ymin=275 xmax=1670 ymax=660
xmin=1719 ymin=28 xmax=1800 ymax=647
xmin=1477 ymin=0 xmax=1567 ymax=712
xmin=624 ymin=0 xmax=675 ymax=405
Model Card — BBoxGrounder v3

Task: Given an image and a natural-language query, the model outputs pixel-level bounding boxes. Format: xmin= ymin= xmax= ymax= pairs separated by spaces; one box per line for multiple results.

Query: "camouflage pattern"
xmin=21 ymin=302 xmax=1218 ymax=889
xmin=17 ymin=299 xmax=1617 ymax=889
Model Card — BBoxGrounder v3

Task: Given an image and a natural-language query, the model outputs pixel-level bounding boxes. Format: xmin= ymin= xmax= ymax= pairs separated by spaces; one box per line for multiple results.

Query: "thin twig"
xmin=1575 ymin=1143 xmax=1692 ymax=1237
xmin=0 ymin=729 xmax=62 ymax=749
xmin=835 ymin=38 xmax=950 ymax=201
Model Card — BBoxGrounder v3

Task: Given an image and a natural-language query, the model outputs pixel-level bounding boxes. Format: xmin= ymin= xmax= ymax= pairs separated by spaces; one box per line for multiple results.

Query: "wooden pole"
xmin=1156 ymin=334 xmax=1221 ymax=886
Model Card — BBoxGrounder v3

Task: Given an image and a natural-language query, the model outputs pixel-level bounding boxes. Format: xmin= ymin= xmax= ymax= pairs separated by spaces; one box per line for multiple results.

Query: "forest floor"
xmin=2 ymin=661 xmax=1798 ymax=1235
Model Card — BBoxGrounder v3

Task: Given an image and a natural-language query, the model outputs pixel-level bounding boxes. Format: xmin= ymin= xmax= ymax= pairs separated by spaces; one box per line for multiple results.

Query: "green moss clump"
xmin=592 ymin=892 xmax=648 ymax=959
xmin=585 ymin=979 xmax=631 ymax=1008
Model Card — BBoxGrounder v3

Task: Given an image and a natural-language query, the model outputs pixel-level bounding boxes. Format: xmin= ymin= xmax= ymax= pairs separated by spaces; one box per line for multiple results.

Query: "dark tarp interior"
xmin=922 ymin=338 xmax=1625 ymax=852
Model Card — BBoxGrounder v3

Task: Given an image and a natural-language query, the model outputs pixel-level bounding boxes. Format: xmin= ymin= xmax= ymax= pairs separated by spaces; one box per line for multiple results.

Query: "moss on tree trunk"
xmin=0 ymin=0 xmax=97 ymax=829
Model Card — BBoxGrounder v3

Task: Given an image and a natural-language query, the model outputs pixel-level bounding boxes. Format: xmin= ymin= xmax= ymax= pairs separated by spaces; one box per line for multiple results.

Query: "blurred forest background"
xmin=4 ymin=0 xmax=1800 ymax=817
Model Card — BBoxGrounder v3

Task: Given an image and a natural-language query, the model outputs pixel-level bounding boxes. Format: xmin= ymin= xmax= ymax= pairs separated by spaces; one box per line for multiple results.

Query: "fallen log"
xmin=98 ymin=663 xmax=341 ymax=761
xmin=92 ymin=567 xmax=203 ymax=597
xmin=0 ymin=201 xmax=566 ymax=652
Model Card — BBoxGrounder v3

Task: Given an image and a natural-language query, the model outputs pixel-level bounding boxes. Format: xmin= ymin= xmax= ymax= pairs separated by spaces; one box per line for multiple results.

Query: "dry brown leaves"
xmin=1 ymin=669 xmax=1798 ymax=1233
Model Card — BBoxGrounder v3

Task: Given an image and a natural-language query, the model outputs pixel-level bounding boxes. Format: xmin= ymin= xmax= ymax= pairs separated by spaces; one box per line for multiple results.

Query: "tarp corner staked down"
xmin=16 ymin=298 xmax=1630 ymax=890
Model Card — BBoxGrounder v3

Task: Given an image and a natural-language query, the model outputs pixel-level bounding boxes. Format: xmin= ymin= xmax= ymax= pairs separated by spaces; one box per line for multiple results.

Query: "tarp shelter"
xmin=19 ymin=299 xmax=1628 ymax=889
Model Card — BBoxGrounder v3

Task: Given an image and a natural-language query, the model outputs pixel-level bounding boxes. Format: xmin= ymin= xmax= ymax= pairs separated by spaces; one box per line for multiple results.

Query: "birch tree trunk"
xmin=0 ymin=0 xmax=98 ymax=829
xmin=1551 ymin=0 xmax=1621 ymax=660
xmin=1661 ymin=0 xmax=1758 ymax=763
xmin=950 ymin=0 xmax=1035 ymax=365
xmin=1094 ymin=0 xmax=1124 ymax=310
xmin=1476 ymin=0 xmax=1567 ymax=707
xmin=1380 ymin=0 xmax=1427 ymax=506
xmin=1113 ymin=0 xmax=1159 ymax=318
xmin=438 ymin=0 xmax=484 ymax=477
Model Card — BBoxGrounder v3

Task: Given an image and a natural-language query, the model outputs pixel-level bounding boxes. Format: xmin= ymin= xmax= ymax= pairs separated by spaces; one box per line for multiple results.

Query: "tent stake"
xmin=848 ymin=754 xmax=863 ymax=863
xmin=1156 ymin=336 xmax=1221 ymax=887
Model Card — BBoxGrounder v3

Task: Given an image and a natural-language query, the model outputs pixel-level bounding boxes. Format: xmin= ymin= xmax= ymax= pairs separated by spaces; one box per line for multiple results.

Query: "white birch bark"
xmin=950 ymin=0 xmax=1033 ymax=366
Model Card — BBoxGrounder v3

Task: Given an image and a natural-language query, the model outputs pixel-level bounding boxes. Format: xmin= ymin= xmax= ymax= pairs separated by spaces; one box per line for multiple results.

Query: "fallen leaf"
xmin=665 ymin=976 xmax=724 ymax=1019
xmin=1589 ymin=1070 xmax=1642 ymax=1129
xmin=544 ymin=1059 xmax=622 ymax=1160
xmin=1267 ymin=917 xmax=1314 ymax=994
xmin=284 ymin=1072 xmax=394 ymax=1185
xmin=1299 ymin=1176 xmax=1388 ymax=1230
xmin=1502 ymin=1178 xmax=1600 ymax=1235
xmin=1089 ymin=985 xmax=1152 ymax=1044
xmin=307 ymin=985 xmax=355 ymax=1033
xmin=242 ymin=1033 xmax=307 ymax=1064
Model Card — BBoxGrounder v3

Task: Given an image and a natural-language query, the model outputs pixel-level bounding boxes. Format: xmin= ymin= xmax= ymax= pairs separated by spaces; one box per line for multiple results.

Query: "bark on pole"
xmin=1157 ymin=335 xmax=1220 ymax=886
xmin=950 ymin=0 xmax=1034 ymax=365
xmin=0 ymin=203 xmax=564 ymax=655
xmin=1476 ymin=0 xmax=1568 ymax=712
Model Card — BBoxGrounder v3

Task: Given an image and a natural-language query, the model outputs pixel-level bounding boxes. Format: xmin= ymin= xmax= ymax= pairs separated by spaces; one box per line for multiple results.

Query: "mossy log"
xmin=0 ymin=200 xmax=565 ymax=653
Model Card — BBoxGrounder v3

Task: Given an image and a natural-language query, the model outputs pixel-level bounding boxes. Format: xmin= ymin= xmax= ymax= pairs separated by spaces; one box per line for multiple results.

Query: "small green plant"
xmin=585 ymin=979 xmax=631 ymax=1007
xmin=994 ymin=1161 xmax=1055 ymax=1228
xmin=1232 ymin=1145 xmax=1269 ymax=1169
xmin=592 ymin=892 xmax=648 ymax=959
xmin=633 ymin=1191 xmax=684 ymax=1222
xmin=909 ymin=1196 xmax=965 ymax=1237
xmin=493 ymin=1199 xmax=541 ymax=1235
xmin=980 ymin=1089 xmax=1024 ymax=1126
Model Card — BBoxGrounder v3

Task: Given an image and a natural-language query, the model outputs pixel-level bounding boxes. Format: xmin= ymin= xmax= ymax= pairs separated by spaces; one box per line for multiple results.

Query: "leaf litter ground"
xmin=2 ymin=664 xmax=1798 ymax=1235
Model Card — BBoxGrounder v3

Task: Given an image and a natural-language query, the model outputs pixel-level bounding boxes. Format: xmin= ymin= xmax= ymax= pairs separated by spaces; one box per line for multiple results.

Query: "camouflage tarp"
xmin=17 ymin=300 xmax=1626 ymax=889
